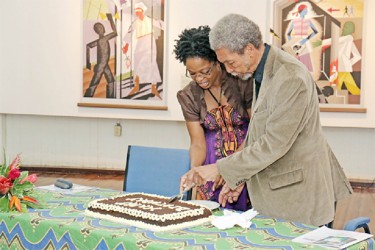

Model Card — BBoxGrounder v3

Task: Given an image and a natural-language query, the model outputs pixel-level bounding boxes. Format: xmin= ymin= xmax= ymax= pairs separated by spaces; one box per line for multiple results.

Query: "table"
xmin=0 ymin=187 xmax=373 ymax=250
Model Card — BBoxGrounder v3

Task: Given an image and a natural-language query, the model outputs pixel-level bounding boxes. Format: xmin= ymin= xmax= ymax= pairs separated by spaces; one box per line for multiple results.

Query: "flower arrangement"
xmin=0 ymin=154 xmax=42 ymax=212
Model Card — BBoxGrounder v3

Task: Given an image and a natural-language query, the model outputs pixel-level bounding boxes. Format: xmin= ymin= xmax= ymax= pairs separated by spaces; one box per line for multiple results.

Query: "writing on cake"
xmin=85 ymin=192 xmax=213 ymax=231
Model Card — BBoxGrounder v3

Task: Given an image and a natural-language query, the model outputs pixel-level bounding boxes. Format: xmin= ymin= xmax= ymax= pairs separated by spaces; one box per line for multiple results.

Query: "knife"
xmin=167 ymin=183 xmax=196 ymax=203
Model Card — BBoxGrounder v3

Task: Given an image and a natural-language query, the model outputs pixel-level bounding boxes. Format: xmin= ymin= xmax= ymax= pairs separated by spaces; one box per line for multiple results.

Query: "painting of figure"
xmin=82 ymin=0 xmax=166 ymax=109
xmin=121 ymin=1 xmax=164 ymax=100
xmin=272 ymin=0 xmax=364 ymax=106
xmin=84 ymin=13 xmax=117 ymax=98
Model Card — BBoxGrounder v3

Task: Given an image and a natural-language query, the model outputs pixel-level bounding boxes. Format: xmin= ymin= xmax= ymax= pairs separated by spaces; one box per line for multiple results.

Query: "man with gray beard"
xmin=180 ymin=13 xmax=352 ymax=227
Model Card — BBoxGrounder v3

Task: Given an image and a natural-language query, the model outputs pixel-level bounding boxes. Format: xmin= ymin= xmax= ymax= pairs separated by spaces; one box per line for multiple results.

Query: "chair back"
xmin=344 ymin=217 xmax=371 ymax=234
xmin=123 ymin=145 xmax=191 ymax=200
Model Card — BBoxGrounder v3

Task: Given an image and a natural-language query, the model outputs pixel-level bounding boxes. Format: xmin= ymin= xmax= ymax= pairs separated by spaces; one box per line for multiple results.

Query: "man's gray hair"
xmin=209 ymin=14 xmax=263 ymax=53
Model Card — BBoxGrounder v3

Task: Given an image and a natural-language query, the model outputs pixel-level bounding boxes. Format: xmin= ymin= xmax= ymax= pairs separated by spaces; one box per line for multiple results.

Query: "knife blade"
xmin=167 ymin=183 xmax=196 ymax=203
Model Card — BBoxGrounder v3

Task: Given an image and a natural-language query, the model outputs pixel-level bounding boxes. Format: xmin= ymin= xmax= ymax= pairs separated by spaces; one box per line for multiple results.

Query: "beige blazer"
xmin=217 ymin=46 xmax=352 ymax=226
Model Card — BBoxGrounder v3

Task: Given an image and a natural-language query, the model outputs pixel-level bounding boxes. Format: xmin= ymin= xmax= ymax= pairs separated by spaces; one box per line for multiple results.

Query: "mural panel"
xmin=272 ymin=0 xmax=364 ymax=111
xmin=81 ymin=0 xmax=166 ymax=110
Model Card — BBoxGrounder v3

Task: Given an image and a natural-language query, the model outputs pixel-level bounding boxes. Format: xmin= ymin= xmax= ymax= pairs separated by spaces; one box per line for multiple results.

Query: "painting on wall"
xmin=271 ymin=0 xmax=365 ymax=112
xmin=79 ymin=0 xmax=166 ymax=110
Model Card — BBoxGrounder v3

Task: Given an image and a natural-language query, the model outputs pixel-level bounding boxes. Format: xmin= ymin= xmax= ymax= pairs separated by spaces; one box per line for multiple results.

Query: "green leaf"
xmin=11 ymin=181 xmax=34 ymax=196
xmin=0 ymin=196 xmax=9 ymax=212
xmin=0 ymin=164 xmax=8 ymax=176
xmin=0 ymin=149 xmax=6 ymax=169
xmin=22 ymin=200 xmax=47 ymax=209
xmin=20 ymin=203 xmax=28 ymax=213
xmin=18 ymin=171 xmax=29 ymax=181
xmin=18 ymin=181 xmax=34 ymax=190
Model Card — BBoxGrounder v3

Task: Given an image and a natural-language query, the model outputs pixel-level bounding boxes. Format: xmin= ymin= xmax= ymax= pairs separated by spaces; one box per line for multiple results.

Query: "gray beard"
xmin=231 ymin=72 xmax=253 ymax=80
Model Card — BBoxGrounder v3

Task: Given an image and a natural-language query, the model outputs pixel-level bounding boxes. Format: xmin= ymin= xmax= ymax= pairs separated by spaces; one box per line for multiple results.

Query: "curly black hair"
xmin=173 ymin=25 xmax=218 ymax=65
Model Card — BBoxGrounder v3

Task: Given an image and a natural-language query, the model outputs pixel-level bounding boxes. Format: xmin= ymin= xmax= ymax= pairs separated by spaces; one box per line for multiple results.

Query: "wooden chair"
xmin=123 ymin=145 xmax=191 ymax=200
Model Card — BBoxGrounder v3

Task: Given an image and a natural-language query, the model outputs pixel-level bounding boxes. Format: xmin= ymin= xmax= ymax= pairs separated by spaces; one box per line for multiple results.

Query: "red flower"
xmin=8 ymin=168 xmax=21 ymax=180
xmin=0 ymin=154 xmax=42 ymax=212
xmin=19 ymin=174 xmax=38 ymax=184
xmin=8 ymin=154 xmax=21 ymax=170
xmin=0 ymin=177 xmax=13 ymax=195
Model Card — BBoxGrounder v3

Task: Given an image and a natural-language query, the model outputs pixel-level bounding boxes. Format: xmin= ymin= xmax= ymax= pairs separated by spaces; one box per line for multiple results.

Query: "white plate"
xmin=187 ymin=200 xmax=220 ymax=210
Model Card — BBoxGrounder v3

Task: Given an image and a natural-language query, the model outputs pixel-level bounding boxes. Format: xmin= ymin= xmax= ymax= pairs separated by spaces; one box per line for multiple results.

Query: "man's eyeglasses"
xmin=186 ymin=62 xmax=215 ymax=79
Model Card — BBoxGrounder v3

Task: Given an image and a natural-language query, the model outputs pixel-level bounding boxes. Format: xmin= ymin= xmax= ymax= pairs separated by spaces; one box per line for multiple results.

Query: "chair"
xmin=344 ymin=217 xmax=371 ymax=234
xmin=123 ymin=145 xmax=191 ymax=200
xmin=329 ymin=202 xmax=371 ymax=234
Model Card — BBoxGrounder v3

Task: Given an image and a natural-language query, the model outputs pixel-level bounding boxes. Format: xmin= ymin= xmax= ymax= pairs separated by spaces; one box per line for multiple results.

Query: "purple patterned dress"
xmin=197 ymin=104 xmax=251 ymax=211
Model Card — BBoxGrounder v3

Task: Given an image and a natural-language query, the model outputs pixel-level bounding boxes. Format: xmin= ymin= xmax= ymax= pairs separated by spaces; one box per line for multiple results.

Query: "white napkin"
xmin=211 ymin=208 xmax=259 ymax=230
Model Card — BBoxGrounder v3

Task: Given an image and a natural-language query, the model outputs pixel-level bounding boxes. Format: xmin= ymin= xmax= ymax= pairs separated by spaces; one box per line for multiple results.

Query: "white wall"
xmin=3 ymin=114 xmax=190 ymax=169
xmin=2 ymin=114 xmax=188 ymax=168
xmin=323 ymin=127 xmax=375 ymax=180
xmin=2 ymin=114 xmax=374 ymax=181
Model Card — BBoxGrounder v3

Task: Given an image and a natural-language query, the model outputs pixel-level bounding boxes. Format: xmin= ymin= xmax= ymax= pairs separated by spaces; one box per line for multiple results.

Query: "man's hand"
xmin=212 ymin=175 xmax=225 ymax=191
xmin=180 ymin=164 xmax=220 ymax=192
xmin=218 ymin=183 xmax=245 ymax=207
xmin=193 ymin=164 xmax=220 ymax=186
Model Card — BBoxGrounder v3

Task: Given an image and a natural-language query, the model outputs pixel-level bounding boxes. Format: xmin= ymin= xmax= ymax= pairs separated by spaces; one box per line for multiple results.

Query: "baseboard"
xmin=21 ymin=166 xmax=125 ymax=175
xmin=350 ymin=181 xmax=375 ymax=191
xmin=349 ymin=177 xmax=374 ymax=187
xmin=19 ymin=166 xmax=375 ymax=191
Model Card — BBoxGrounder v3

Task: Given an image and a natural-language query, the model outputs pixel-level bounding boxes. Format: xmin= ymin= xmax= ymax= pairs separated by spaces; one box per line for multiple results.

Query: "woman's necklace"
xmin=207 ymin=87 xmax=222 ymax=106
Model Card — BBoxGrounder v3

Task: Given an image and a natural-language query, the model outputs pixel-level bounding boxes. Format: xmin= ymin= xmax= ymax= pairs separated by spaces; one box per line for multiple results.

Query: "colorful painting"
xmin=272 ymin=0 xmax=364 ymax=109
xmin=81 ymin=0 xmax=166 ymax=110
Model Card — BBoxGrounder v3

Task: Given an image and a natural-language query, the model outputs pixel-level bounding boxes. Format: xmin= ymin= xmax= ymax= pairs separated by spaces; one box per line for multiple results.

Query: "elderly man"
xmin=180 ymin=14 xmax=352 ymax=227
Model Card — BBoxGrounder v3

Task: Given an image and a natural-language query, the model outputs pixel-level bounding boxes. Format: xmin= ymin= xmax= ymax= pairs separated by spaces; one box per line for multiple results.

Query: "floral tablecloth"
xmin=0 ymin=188 xmax=373 ymax=250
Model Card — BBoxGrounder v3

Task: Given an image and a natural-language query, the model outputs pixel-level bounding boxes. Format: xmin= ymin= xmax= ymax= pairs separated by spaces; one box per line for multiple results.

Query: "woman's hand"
xmin=218 ymin=183 xmax=245 ymax=207
xmin=180 ymin=169 xmax=195 ymax=193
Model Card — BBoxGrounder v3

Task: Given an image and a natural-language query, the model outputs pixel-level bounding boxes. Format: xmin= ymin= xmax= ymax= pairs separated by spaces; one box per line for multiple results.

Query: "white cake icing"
xmin=84 ymin=192 xmax=213 ymax=232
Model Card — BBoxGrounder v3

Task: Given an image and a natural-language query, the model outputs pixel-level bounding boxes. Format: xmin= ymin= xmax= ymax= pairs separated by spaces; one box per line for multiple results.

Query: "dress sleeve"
xmin=222 ymin=73 xmax=253 ymax=118
xmin=177 ymin=87 xmax=201 ymax=122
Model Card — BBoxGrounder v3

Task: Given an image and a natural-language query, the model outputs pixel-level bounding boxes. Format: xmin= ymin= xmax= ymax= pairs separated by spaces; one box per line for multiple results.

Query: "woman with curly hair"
xmin=174 ymin=26 xmax=252 ymax=211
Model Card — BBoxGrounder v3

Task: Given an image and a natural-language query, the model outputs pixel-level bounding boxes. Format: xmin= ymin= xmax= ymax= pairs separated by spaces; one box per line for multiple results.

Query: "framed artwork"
xmin=79 ymin=0 xmax=167 ymax=110
xmin=271 ymin=0 xmax=366 ymax=113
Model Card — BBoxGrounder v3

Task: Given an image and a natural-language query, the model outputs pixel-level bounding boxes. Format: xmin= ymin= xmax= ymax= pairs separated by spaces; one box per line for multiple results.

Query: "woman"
xmin=173 ymin=26 xmax=252 ymax=211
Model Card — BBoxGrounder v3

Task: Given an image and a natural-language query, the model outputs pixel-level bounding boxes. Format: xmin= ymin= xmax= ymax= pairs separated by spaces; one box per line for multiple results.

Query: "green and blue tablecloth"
xmin=0 ymin=188 xmax=373 ymax=250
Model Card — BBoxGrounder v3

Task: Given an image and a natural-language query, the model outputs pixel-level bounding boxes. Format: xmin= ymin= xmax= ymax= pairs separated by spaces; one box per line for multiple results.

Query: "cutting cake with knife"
xmin=85 ymin=192 xmax=213 ymax=231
